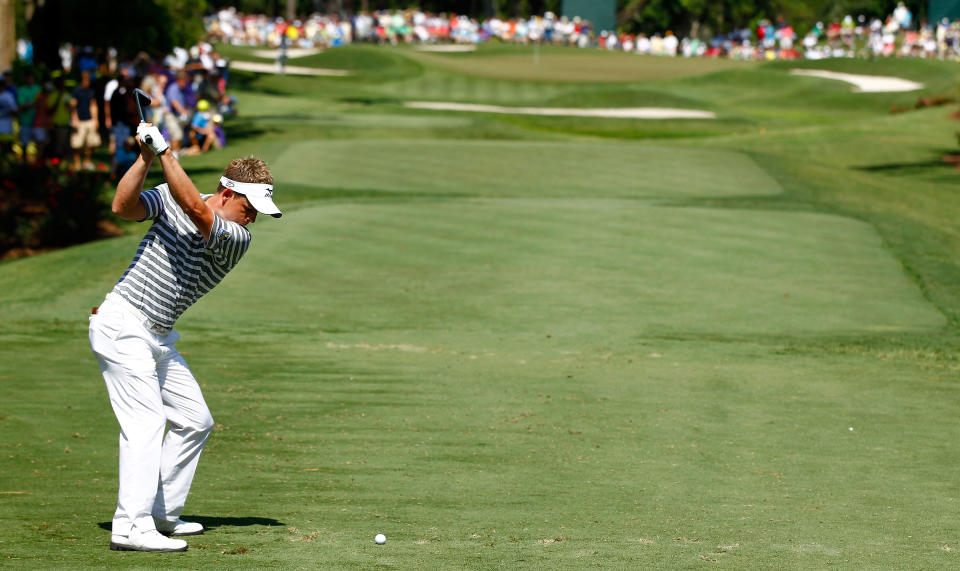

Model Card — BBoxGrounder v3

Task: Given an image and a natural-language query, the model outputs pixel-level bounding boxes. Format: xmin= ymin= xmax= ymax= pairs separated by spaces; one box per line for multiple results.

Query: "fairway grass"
xmin=270 ymin=140 xmax=779 ymax=200
xmin=198 ymin=200 xmax=942 ymax=338
xmin=3 ymin=47 xmax=960 ymax=569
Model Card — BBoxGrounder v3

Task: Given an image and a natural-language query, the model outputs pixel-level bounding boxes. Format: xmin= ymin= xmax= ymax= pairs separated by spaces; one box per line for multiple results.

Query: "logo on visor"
xmin=265 ymin=188 xmax=273 ymax=198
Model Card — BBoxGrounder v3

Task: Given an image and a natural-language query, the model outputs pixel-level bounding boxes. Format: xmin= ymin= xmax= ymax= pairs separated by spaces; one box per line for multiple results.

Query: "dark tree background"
xmin=24 ymin=0 xmax=206 ymax=69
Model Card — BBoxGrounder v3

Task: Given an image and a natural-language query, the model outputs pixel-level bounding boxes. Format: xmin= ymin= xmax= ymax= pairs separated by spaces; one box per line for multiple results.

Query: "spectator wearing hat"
xmin=186 ymin=99 xmax=221 ymax=155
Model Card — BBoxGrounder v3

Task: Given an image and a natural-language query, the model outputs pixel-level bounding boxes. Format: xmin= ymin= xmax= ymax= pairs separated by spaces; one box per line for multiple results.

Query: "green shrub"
xmin=0 ymin=158 xmax=112 ymax=257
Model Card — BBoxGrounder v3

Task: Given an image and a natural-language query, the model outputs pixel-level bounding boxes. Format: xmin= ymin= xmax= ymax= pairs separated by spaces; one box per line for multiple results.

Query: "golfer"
xmin=89 ymin=122 xmax=281 ymax=552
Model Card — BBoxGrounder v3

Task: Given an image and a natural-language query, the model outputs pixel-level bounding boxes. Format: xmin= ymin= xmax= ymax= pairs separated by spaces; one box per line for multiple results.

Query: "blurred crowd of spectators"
xmin=1 ymin=43 xmax=236 ymax=174
xmin=206 ymin=2 xmax=960 ymax=62
xmin=3 ymin=3 xmax=952 ymax=173
xmin=206 ymin=7 xmax=596 ymax=48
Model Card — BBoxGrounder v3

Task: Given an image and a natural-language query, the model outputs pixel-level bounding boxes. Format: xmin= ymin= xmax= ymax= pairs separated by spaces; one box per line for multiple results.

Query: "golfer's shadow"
xmin=97 ymin=516 xmax=285 ymax=532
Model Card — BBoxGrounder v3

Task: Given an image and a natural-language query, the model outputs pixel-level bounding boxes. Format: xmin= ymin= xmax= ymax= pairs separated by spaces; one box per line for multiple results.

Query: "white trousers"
xmin=89 ymin=293 xmax=214 ymax=536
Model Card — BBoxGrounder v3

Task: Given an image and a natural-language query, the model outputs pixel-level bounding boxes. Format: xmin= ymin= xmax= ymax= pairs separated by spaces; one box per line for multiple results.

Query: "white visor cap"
xmin=220 ymin=176 xmax=282 ymax=218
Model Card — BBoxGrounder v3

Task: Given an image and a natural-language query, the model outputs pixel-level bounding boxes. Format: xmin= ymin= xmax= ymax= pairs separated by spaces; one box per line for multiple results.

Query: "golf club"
xmin=134 ymin=88 xmax=153 ymax=145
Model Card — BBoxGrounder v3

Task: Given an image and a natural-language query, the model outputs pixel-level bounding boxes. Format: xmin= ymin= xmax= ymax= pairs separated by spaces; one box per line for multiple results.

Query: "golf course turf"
xmin=2 ymin=44 xmax=959 ymax=568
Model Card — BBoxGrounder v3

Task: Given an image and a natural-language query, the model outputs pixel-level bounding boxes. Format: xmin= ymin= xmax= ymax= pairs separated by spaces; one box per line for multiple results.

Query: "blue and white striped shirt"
xmin=112 ymin=183 xmax=251 ymax=332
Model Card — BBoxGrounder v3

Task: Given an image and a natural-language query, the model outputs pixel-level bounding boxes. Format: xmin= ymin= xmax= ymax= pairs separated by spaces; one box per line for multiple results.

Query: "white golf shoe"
xmin=109 ymin=528 xmax=188 ymax=552
xmin=154 ymin=518 xmax=205 ymax=536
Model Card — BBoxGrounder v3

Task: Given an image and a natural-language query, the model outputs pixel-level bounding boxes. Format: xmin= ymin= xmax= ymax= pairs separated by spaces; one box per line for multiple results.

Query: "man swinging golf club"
xmin=88 ymin=117 xmax=281 ymax=552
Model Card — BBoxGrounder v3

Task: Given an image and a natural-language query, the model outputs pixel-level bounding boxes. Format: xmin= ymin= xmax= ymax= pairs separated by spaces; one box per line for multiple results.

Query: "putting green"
xmin=273 ymin=140 xmax=781 ymax=200
xmin=406 ymin=48 xmax=754 ymax=83
xmin=190 ymin=199 xmax=943 ymax=342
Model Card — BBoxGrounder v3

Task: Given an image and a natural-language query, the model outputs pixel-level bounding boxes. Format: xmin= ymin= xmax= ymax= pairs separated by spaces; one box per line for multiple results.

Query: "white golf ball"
xmin=375 ymin=533 xmax=386 ymax=544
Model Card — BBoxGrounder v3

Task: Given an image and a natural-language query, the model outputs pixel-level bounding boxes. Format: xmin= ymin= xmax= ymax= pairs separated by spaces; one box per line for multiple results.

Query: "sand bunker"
xmin=414 ymin=44 xmax=478 ymax=53
xmin=230 ymin=60 xmax=350 ymax=76
xmin=251 ymin=47 xmax=323 ymax=59
xmin=404 ymin=101 xmax=716 ymax=119
xmin=790 ymin=69 xmax=923 ymax=93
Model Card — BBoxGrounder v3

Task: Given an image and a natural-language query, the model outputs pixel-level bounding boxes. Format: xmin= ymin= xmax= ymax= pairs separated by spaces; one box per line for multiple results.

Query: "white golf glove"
xmin=136 ymin=122 xmax=169 ymax=155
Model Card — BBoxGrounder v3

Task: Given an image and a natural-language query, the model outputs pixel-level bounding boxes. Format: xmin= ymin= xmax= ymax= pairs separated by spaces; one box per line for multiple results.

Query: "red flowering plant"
xmin=0 ymin=158 xmax=112 ymax=257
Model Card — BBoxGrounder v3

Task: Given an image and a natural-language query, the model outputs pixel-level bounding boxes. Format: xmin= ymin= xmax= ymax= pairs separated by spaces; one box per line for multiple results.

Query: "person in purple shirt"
xmin=163 ymin=71 xmax=190 ymax=156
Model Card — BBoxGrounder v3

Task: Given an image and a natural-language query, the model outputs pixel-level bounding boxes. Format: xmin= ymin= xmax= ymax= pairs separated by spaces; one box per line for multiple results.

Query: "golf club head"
xmin=133 ymin=88 xmax=153 ymax=144
xmin=134 ymin=88 xmax=152 ymax=121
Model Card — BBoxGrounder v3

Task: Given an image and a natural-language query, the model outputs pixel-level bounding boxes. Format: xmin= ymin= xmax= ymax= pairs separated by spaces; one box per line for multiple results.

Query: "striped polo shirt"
xmin=112 ymin=183 xmax=251 ymax=333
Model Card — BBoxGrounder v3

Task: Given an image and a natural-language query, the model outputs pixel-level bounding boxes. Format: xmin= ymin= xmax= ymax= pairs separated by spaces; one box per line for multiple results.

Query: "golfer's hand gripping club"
xmin=137 ymin=122 xmax=169 ymax=156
